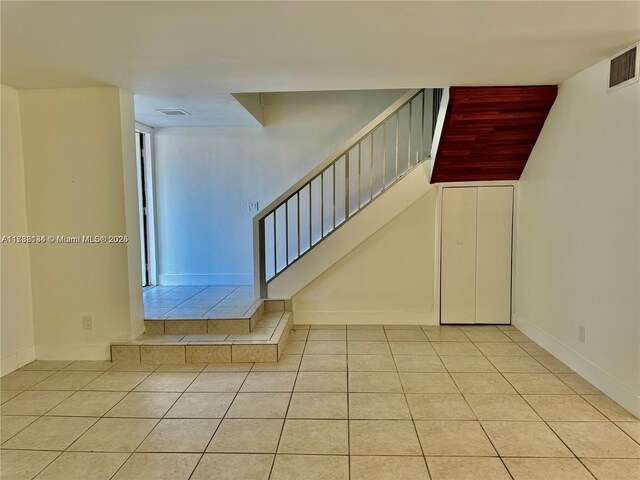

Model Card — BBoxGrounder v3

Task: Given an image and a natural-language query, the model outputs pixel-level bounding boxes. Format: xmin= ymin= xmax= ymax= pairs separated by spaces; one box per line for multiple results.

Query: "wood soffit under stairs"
xmin=431 ymin=86 xmax=558 ymax=183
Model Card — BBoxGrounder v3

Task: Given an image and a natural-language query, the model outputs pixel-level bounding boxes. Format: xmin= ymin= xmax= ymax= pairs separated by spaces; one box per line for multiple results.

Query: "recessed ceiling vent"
xmin=156 ymin=108 xmax=191 ymax=116
xmin=608 ymin=43 xmax=639 ymax=92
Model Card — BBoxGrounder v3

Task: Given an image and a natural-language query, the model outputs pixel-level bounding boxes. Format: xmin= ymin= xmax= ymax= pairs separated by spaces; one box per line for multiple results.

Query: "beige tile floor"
xmin=143 ymin=285 xmax=255 ymax=319
xmin=1 ymin=324 xmax=639 ymax=480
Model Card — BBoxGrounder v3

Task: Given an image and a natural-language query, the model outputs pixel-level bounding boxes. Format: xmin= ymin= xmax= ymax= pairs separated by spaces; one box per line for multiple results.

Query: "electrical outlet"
xmin=578 ymin=325 xmax=585 ymax=343
xmin=83 ymin=315 xmax=93 ymax=330
xmin=248 ymin=201 xmax=259 ymax=212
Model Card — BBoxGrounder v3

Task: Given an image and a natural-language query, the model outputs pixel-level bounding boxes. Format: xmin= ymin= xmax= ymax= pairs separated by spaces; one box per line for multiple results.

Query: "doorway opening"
xmin=135 ymin=126 xmax=157 ymax=287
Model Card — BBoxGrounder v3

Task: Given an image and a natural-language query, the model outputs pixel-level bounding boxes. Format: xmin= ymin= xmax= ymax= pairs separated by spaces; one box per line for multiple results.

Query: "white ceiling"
xmin=2 ymin=1 xmax=639 ymax=126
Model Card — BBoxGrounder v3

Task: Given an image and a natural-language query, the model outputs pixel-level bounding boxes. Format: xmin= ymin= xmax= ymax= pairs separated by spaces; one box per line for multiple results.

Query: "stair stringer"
xmin=267 ymin=160 xmax=436 ymax=299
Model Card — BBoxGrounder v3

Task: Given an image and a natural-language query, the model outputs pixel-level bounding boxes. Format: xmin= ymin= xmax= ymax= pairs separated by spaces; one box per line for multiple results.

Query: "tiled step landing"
xmin=144 ymin=299 xmax=290 ymax=335
xmin=111 ymin=309 xmax=293 ymax=364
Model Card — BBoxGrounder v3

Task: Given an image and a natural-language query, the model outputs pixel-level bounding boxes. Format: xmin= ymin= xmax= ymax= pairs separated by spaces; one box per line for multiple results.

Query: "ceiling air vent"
xmin=608 ymin=43 xmax=639 ymax=92
xmin=156 ymin=108 xmax=191 ymax=116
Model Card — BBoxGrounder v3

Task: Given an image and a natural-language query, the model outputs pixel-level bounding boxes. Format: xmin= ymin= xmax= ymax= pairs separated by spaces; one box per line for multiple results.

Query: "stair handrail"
xmin=253 ymin=88 xmax=438 ymax=298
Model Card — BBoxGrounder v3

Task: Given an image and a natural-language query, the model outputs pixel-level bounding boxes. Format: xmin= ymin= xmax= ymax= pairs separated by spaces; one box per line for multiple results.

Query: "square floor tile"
xmin=29 ymin=371 xmax=102 ymax=390
xmin=582 ymin=394 xmax=638 ymax=421
xmin=137 ymin=418 xmax=219 ymax=452
xmin=348 ymin=355 xmax=396 ymax=372
xmin=347 ymin=330 xmax=388 ymax=341
xmin=393 ymin=355 xmax=445 ymax=372
xmin=300 ymin=355 xmax=347 ymax=372
xmin=271 ymin=454 xmax=349 ymax=480
xmin=488 ymin=356 xmax=548 ymax=373
xmin=105 ymin=392 xmax=180 ymax=418
xmin=580 ymin=459 xmax=640 ymax=480
xmin=69 ymin=418 xmax=158 ymax=452
xmin=406 ymin=393 xmax=476 ymax=420
xmin=415 ymin=420 xmax=496 ymax=456
xmin=549 ymin=422 xmax=640 ymax=458
xmin=304 ymin=341 xmax=347 ymax=355
xmin=164 ymin=393 xmax=233 ymax=419
xmin=432 ymin=342 xmax=482 ymax=356
xmin=240 ymin=372 xmax=296 ymax=392
xmin=536 ymin=357 xmax=573 ymax=373
xmin=19 ymin=360 xmax=73 ymax=371
xmin=503 ymin=457 xmax=596 ymax=480
xmin=190 ymin=453 xmax=274 ymax=480
xmin=349 ymin=393 xmax=411 ymax=419
xmin=348 ymin=372 xmax=402 ymax=393
xmin=523 ymin=395 xmax=607 ymax=421
xmin=424 ymin=329 xmax=470 ymax=342
xmin=134 ymin=372 xmax=198 ymax=392
xmin=385 ymin=330 xmax=428 ymax=342
xmin=388 ymin=342 xmax=435 ymax=355
xmin=556 ymin=374 xmax=600 ymax=395
xmin=427 ymin=457 xmax=511 ymax=480
xmin=348 ymin=342 xmax=391 ymax=355
xmin=2 ymin=416 xmax=97 ymax=451
xmin=47 ymin=391 xmax=127 ymax=417
xmin=227 ymin=392 xmax=291 ymax=418
xmin=349 ymin=420 xmax=422 ymax=456
xmin=251 ymin=355 xmax=301 ymax=372
xmin=482 ymin=421 xmax=573 ymax=457
xmin=503 ymin=373 xmax=574 ymax=394
xmin=278 ymin=419 xmax=348 ymax=454
xmin=207 ymin=418 xmax=283 ymax=453
xmin=1 ymin=390 xmax=22 ymax=404
xmin=0 ymin=450 xmax=59 ymax=480
xmin=112 ymin=453 xmax=200 ymax=480
xmin=64 ymin=360 xmax=114 ymax=371
xmin=464 ymin=331 xmax=512 ymax=342
xmin=294 ymin=372 xmax=347 ymax=392
xmin=287 ymin=393 xmax=347 ymax=419
xmin=451 ymin=373 xmax=516 ymax=394
xmin=307 ymin=330 xmax=347 ymax=341
xmin=1 ymin=415 xmax=38 ymax=443
xmin=440 ymin=355 xmax=497 ymax=373
xmin=82 ymin=372 xmax=150 ymax=391
xmin=0 ymin=370 xmax=56 ymax=390
xmin=1 ymin=390 xmax=73 ymax=415
xmin=187 ymin=372 xmax=247 ymax=392
xmin=35 ymin=452 xmax=128 ymax=480
xmin=399 ymin=372 xmax=459 ymax=393
xmin=464 ymin=394 xmax=540 ymax=421
xmin=203 ymin=363 xmax=253 ymax=372
xmin=350 ymin=456 xmax=429 ymax=480
xmin=616 ymin=422 xmax=640 ymax=443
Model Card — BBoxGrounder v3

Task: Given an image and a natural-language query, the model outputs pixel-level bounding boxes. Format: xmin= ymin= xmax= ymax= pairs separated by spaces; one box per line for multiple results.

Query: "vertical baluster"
xmin=321 ymin=173 xmax=324 ymax=238
xmin=382 ymin=122 xmax=387 ymax=190
xmin=345 ymin=152 xmax=350 ymax=220
xmin=297 ymin=191 xmax=300 ymax=258
xmin=309 ymin=181 xmax=312 ymax=247
xmin=395 ymin=112 xmax=399 ymax=181
xmin=272 ymin=211 xmax=277 ymax=274
xmin=421 ymin=90 xmax=425 ymax=162
xmin=285 ymin=202 xmax=289 ymax=266
xmin=369 ymin=131 xmax=374 ymax=201
xmin=259 ymin=218 xmax=266 ymax=293
xmin=408 ymin=101 xmax=412 ymax=170
xmin=358 ymin=142 xmax=361 ymax=210
xmin=332 ymin=163 xmax=336 ymax=229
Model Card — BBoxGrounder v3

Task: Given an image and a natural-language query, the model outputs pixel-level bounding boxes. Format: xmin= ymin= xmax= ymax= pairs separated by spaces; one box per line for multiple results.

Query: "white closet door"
xmin=441 ymin=187 xmax=477 ymax=324
xmin=475 ymin=186 xmax=513 ymax=324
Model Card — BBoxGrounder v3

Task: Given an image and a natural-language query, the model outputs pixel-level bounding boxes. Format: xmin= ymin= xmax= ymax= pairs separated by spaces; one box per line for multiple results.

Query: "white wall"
xmin=18 ymin=87 xmax=144 ymax=360
xmin=1 ymin=84 xmax=36 ymax=374
xmin=153 ymin=89 xmax=406 ymax=285
xmin=293 ymin=188 xmax=436 ymax=325
xmin=514 ymin=56 xmax=640 ymax=415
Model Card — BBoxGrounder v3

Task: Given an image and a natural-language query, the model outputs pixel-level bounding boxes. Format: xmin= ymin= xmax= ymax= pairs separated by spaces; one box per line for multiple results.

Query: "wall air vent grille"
xmin=608 ymin=44 xmax=639 ymax=91
xmin=156 ymin=108 xmax=191 ymax=116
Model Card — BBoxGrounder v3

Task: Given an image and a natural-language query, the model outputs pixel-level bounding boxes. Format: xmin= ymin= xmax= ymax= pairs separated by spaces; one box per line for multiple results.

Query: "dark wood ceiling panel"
xmin=431 ymin=86 xmax=557 ymax=183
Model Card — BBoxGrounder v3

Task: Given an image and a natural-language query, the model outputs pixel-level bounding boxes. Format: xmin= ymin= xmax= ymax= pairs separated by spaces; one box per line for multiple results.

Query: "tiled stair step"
xmin=144 ymin=299 xmax=291 ymax=335
xmin=111 ymin=312 xmax=293 ymax=363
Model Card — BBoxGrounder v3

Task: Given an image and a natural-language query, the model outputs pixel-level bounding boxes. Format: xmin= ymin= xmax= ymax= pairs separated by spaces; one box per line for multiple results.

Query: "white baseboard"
xmin=35 ymin=343 xmax=111 ymax=361
xmin=293 ymin=311 xmax=437 ymax=326
xmin=1 ymin=345 xmax=36 ymax=376
xmin=514 ymin=315 xmax=640 ymax=418
xmin=158 ymin=273 xmax=253 ymax=286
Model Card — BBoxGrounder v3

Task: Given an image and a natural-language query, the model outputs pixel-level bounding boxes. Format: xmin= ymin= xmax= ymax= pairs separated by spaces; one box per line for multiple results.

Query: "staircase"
xmin=110 ymin=88 xmax=443 ymax=364
xmin=253 ymin=88 xmax=442 ymax=299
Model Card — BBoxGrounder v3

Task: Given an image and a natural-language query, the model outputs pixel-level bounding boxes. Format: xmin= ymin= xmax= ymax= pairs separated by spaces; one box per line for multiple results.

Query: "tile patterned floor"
xmin=143 ymin=285 xmax=255 ymax=319
xmin=1 ymin=324 xmax=639 ymax=480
